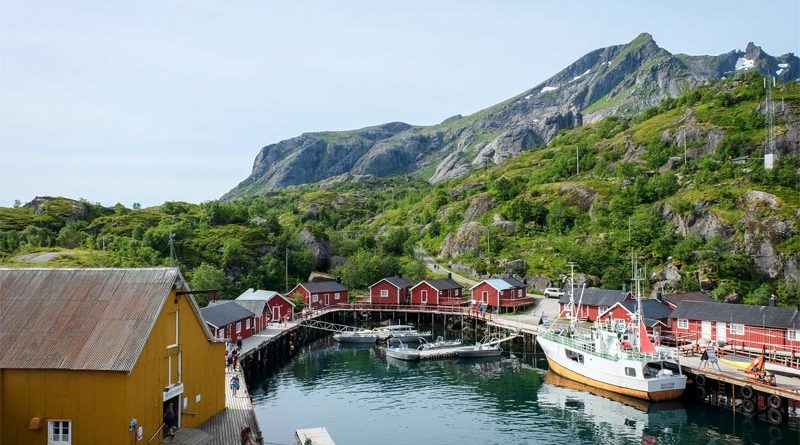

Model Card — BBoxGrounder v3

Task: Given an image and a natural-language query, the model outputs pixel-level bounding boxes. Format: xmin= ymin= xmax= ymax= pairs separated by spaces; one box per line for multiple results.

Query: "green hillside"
xmin=2 ymin=73 xmax=799 ymax=308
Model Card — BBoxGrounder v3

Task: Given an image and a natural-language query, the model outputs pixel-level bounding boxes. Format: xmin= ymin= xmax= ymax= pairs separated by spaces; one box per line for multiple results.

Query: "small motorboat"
xmin=456 ymin=342 xmax=503 ymax=358
xmin=418 ymin=336 xmax=462 ymax=351
xmin=333 ymin=330 xmax=378 ymax=343
xmin=385 ymin=342 xmax=420 ymax=361
xmin=375 ymin=324 xmax=433 ymax=341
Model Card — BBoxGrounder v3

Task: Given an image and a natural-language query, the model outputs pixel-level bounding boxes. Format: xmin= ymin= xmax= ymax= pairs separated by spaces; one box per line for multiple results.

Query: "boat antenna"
xmin=567 ymin=262 xmax=578 ymax=320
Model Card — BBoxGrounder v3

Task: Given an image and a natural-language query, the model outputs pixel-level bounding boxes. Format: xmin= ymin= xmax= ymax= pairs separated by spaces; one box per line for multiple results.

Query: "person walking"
xmin=236 ymin=335 xmax=243 ymax=351
xmin=699 ymin=343 xmax=709 ymax=369
xmin=230 ymin=375 xmax=240 ymax=396
xmin=240 ymin=425 xmax=257 ymax=445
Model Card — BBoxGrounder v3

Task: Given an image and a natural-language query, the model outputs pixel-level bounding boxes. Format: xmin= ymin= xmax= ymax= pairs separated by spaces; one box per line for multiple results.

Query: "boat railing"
xmin=539 ymin=330 xmax=679 ymax=363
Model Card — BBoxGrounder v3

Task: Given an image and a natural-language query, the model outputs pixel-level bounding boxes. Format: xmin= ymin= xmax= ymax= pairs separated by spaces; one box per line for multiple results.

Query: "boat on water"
xmin=385 ymin=341 xmax=420 ymax=361
xmin=376 ymin=324 xmax=432 ymax=341
xmin=419 ymin=336 xmax=462 ymax=350
xmin=536 ymin=262 xmax=687 ymax=401
xmin=333 ymin=330 xmax=379 ymax=343
xmin=456 ymin=342 xmax=502 ymax=358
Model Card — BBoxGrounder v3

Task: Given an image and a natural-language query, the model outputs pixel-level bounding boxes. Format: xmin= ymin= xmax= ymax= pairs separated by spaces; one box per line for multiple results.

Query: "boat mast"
xmin=567 ymin=262 xmax=577 ymax=320
xmin=632 ymin=254 xmax=645 ymax=350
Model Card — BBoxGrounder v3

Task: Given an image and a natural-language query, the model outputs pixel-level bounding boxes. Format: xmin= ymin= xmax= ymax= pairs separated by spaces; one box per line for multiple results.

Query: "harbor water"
xmin=249 ymin=337 xmax=799 ymax=445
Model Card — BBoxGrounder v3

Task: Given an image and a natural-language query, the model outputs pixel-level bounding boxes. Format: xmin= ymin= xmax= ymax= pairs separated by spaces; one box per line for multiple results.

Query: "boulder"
xmin=559 ymin=184 xmax=599 ymax=212
xmin=783 ymin=255 xmax=800 ymax=284
xmin=298 ymin=228 xmax=332 ymax=270
xmin=742 ymin=216 xmax=794 ymax=278
xmin=525 ymin=275 xmax=553 ymax=291
xmin=501 ymin=259 xmax=528 ymax=274
xmin=439 ymin=222 xmax=485 ymax=258
xmin=658 ymin=201 xmax=734 ymax=240
xmin=739 ymin=190 xmax=779 ymax=211
xmin=492 ymin=214 xmax=517 ymax=235
xmin=330 ymin=255 xmax=347 ymax=269
xmin=464 ymin=194 xmax=496 ymax=221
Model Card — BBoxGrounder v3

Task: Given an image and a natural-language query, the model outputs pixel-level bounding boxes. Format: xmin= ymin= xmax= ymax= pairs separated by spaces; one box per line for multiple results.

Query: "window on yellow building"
xmin=48 ymin=420 xmax=71 ymax=445
xmin=167 ymin=311 xmax=179 ymax=349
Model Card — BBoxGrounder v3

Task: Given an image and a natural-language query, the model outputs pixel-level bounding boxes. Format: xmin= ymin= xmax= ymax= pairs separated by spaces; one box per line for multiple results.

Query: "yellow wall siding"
xmin=1 ymin=291 xmax=225 ymax=444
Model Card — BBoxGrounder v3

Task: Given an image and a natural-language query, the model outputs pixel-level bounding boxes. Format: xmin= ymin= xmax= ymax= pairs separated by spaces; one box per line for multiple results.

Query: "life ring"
xmin=741 ymin=398 xmax=756 ymax=415
xmin=767 ymin=408 xmax=784 ymax=425
xmin=767 ymin=394 xmax=783 ymax=409
xmin=741 ymin=385 xmax=755 ymax=400
xmin=694 ymin=385 xmax=706 ymax=401
xmin=695 ymin=374 xmax=707 ymax=387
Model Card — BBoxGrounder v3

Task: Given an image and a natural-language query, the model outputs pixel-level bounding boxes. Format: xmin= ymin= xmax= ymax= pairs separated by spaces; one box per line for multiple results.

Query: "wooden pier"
xmin=199 ymin=368 xmax=262 ymax=444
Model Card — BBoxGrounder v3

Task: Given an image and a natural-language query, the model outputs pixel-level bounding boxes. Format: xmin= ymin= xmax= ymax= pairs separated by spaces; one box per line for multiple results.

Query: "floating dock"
xmin=295 ymin=427 xmax=336 ymax=445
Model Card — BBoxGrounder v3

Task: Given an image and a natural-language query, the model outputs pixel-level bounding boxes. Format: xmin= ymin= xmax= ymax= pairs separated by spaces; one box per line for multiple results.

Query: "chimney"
xmin=336 ymin=276 xmax=341 ymax=284
xmin=211 ymin=290 xmax=218 ymax=303
xmin=448 ymin=272 xmax=452 ymax=280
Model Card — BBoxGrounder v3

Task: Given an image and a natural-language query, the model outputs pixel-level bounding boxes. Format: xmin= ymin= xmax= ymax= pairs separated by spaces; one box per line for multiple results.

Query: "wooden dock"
xmin=200 ymin=368 xmax=262 ymax=444
xmin=295 ymin=427 xmax=336 ymax=445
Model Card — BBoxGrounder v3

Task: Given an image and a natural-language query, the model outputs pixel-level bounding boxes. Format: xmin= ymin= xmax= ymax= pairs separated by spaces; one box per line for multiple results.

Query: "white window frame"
xmin=48 ymin=420 xmax=72 ymax=445
xmin=517 ymin=289 xmax=522 ymax=298
xmin=677 ymin=319 xmax=688 ymax=329
xmin=236 ymin=322 xmax=242 ymax=333
xmin=455 ymin=289 xmax=460 ymax=296
xmin=217 ymin=328 xmax=225 ymax=340
xmin=245 ymin=318 xmax=251 ymax=330
xmin=167 ymin=311 xmax=179 ymax=349
xmin=380 ymin=289 xmax=389 ymax=298
xmin=421 ymin=290 xmax=428 ymax=304
xmin=730 ymin=323 xmax=745 ymax=335
xmin=598 ymin=306 xmax=608 ymax=314
xmin=312 ymin=294 xmax=318 ymax=303
xmin=788 ymin=329 xmax=800 ymax=341
xmin=334 ymin=292 xmax=341 ymax=300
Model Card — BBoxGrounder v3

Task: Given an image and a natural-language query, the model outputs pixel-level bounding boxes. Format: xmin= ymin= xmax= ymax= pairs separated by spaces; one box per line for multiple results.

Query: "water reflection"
xmin=250 ymin=338 xmax=798 ymax=445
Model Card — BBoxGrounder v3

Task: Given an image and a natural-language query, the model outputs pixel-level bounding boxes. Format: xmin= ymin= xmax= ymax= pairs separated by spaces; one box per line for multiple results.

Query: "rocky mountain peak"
xmin=744 ymin=42 xmax=763 ymax=60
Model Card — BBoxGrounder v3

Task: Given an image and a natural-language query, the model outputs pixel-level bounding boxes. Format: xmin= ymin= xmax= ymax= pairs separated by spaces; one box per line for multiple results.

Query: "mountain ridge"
xmin=224 ymin=33 xmax=799 ymax=200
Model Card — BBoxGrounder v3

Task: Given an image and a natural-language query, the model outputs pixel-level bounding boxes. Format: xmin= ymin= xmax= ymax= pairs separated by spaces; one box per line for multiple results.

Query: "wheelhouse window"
xmin=380 ymin=289 xmax=389 ymax=297
xmin=677 ymin=319 xmax=688 ymax=329
xmin=730 ymin=324 xmax=745 ymax=335
xmin=565 ymin=349 xmax=584 ymax=364
xmin=48 ymin=420 xmax=71 ymax=445
xmin=625 ymin=367 xmax=637 ymax=377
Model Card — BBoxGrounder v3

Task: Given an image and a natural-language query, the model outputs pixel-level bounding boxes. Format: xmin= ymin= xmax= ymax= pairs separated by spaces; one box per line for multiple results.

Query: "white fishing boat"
xmin=375 ymin=324 xmax=432 ymax=341
xmin=418 ymin=336 xmax=462 ymax=350
xmin=333 ymin=330 xmax=378 ymax=343
xmin=384 ymin=341 xmax=420 ymax=361
xmin=536 ymin=262 xmax=687 ymax=401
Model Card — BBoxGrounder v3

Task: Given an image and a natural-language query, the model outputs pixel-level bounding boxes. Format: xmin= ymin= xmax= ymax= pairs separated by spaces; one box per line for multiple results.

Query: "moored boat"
xmin=333 ymin=330 xmax=379 ymax=343
xmin=376 ymin=324 xmax=432 ymax=341
xmin=419 ymin=336 xmax=462 ymax=350
xmin=536 ymin=262 xmax=687 ymax=401
xmin=385 ymin=342 xmax=420 ymax=361
xmin=455 ymin=343 xmax=502 ymax=358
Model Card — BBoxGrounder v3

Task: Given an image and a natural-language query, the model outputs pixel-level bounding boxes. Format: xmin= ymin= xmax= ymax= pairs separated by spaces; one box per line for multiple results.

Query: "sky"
xmin=1 ymin=1 xmax=798 ymax=207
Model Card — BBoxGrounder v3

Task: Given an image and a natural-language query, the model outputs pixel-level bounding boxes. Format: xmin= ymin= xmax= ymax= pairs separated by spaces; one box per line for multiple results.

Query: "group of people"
xmin=226 ymin=335 xmax=244 ymax=371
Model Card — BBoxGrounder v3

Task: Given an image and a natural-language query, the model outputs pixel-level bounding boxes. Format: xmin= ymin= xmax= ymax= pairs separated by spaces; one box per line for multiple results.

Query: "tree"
xmin=331 ymin=250 xmax=400 ymax=290
xmin=132 ymin=202 xmax=142 ymax=211
xmin=190 ymin=263 xmax=231 ymax=304
xmin=56 ymin=222 xmax=87 ymax=249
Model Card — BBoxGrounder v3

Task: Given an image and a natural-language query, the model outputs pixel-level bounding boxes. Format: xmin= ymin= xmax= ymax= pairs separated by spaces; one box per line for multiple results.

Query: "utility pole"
xmin=285 ymin=245 xmax=289 ymax=293
xmin=576 ymin=147 xmax=580 ymax=175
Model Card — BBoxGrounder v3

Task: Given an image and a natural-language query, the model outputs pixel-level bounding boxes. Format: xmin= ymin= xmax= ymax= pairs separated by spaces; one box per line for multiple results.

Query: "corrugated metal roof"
xmin=470 ymin=277 xmax=526 ymax=291
xmin=661 ymin=291 xmax=714 ymax=306
xmin=559 ymin=287 xmax=630 ymax=306
xmin=236 ymin=288 xmax=280 ymax=300
xmin=375 ymin=276 xmax=413 ymax=289
xmin=502 ymin=276 xmax=527 ymax=288
xmin=416 ymin=279 xmax=462 ymax=291
xmin=621 ymin=299 xmax=673 ymax=321
xmin=200 ymin=300 xmax=254 ymax=328
xmin=670 ymin=301 xmax=800 ymax=329
xmin=233 ymin=299 xmax=267 ymax=315
xmin=0 ymin=268 xmax=179 ymax=371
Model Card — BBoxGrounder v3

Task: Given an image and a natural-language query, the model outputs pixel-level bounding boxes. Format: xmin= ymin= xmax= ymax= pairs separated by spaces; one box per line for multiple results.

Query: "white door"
xmin=272 ymin=306 xmax=280 ymax=321
xmin=701 ymin=320 xmax=712 ymax=340
xmin=421 ymin=290 xmax=427 ymax=304
xmin=716 ymin=322 xmax=727 ymax=343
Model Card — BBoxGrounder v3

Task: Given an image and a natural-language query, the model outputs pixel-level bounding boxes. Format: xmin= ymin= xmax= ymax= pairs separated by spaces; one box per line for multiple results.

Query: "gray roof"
xmin=660 ymin=291 xmax=714 ymax=307
xmin=503 ymin=276 xmax=527 ymax=288
xmin=201 ymin=300 xmax=255 ymax=328
xmin=299 ymin=280 xmax=349 ymax=293
xmin=559 ymin=287 xmax=629 ymax=306
xmin=374 ymin=276 xmax=412 ymax=289
xmin=421 ymin=279 xmax=462 ymax=291
xmin=236 ymin=288 xmax=280 ymax=300
xmin=234 ymin=299 xmax=268 ymax=315
xmin=621 ymin=299 xmax=673 ymax=321
xmin=670 ymin=301 xmax=800 ymax=329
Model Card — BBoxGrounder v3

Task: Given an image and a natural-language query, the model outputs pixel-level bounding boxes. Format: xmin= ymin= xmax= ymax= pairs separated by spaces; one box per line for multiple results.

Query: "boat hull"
xmin=333 ymin=334 xmax=378 ymax=343
xmin=456 ymin=347 xmax=502 ymax=358
xmin=537 ymin=334 xmax=686 ymax=402
xmin=385 ymin=349 xmax=420 ymax=361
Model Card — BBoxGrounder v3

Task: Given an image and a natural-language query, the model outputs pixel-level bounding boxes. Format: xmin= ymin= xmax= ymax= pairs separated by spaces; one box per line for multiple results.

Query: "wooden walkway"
xmin=200 ymin=368 xmax=262 ymax=445
xmin=680 ymin=354 xmax=800 ymax=400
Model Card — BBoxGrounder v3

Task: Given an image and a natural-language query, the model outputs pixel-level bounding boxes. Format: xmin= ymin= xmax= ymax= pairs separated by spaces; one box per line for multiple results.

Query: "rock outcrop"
xmin=439 ymin=222 xmax=485 ymax=258
xmin=298 ymin=228 xmax=332 ymax=270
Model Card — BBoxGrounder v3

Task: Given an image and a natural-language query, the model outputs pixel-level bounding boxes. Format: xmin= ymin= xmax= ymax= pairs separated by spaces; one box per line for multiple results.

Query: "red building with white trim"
xmin=200 ymin=300 xmax=256 ymax=341
xmin=597 ymin=299 xmax=672 ymax=337
xmin=470 ymin=276 xmax=533 ymax=312
xmin=369 ymin=276 xmax=413 ymax=305
xmin=558 ymin=287 xmax=634 ymax=321
xmin=410 ymin=275 xmax=463 ymax=306
xmin=289 ymin=279 xmax=349 ymax=309
xmin=659 ymin=291 xmax=714 ymax=310
xmin=236 ymin=288 xmax=296 ymax=330
xmin=669 ymin=301 xmax=800 ymax=354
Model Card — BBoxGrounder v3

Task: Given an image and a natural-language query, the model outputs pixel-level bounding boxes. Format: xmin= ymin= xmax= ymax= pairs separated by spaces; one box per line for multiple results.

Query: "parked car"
xmin=543 ymin=287 xmax=565 ymax=298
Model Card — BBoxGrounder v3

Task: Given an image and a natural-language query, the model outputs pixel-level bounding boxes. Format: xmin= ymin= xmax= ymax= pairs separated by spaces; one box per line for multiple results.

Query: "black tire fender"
xmin=767 ymin=394 xmax=782 ymax=410
xmin=742 ymin=398 xmax=756 ymax=415
xmin=694 ymin=385 xmax=707 ymax=401
xmin=695 ymin=374 xmax=707 ymax=387
xmin=767 ymin=408 xmax=784 ymax=426
xmin=741 ymin=385 xmax=755 ymax=400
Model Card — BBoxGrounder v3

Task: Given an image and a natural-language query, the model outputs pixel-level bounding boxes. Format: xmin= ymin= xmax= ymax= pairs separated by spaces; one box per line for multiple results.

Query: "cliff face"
xmin=224 ymin=34 xmax=799 ymax=200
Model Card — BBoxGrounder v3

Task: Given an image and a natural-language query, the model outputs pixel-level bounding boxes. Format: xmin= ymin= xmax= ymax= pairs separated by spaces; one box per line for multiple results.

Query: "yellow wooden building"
xmin=0 ymin=268 xmax=226 ymax=444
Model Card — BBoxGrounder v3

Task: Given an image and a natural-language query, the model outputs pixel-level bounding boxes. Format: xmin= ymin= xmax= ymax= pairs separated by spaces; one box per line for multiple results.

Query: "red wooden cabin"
xmin=659 ymin=291 xmax=714 ymax=310
xmin=200 ymin=300 xmax=256 ymax=341
xmin=470 ymin=276 xmax=533 ymax=312
xmin=669 ymin=301 xmax=800 ymax=354
xmin=289 ymin=279 xmax=349 ymax=309
xmin=597 ymin=298 xmax=672 ymax=337
xmin=558 ymin=287 xmax=634 ymax=321
xmin=369 ymin=276 xmax=412 ymax=305
xmin=236 ymin=288 xmax=296 ymax=330
xmin=410 ymin=275 xmax=463 ymax=306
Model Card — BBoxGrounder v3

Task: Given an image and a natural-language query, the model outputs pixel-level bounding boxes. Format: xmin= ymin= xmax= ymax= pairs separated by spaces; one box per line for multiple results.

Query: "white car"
xmin=543 ymin=287 xmax=565 ymax=298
